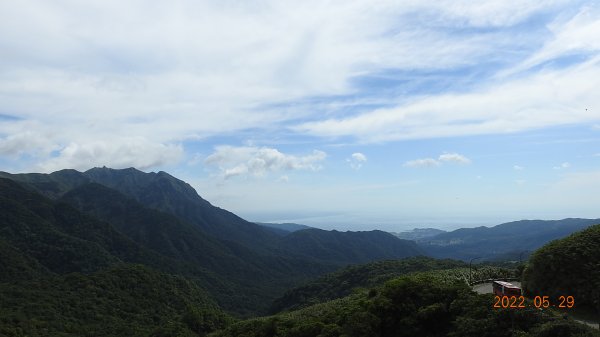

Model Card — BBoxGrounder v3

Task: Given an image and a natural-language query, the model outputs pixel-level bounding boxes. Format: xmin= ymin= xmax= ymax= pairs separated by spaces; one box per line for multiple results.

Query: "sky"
xmin=1 ymin=1 xmax=600 ymax=231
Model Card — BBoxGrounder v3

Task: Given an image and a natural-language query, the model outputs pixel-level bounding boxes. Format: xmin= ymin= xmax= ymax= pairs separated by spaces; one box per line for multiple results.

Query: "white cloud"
xmin=295 ymin=55 xmax=600 ymax=142
xmin=37 ymin=137 xmax=183 ymax=173
xmin=403 ymin=158 xmax=440 ymax=168
xmin=204 ymin=146 xmax=326 ymax=179
xmin=0 ymin=130 xmax=57 ymax=157
xmin=438 ymin=153 xmax=471 ymax=164
xmin=553 ymin=162 xmax=571 ymax=170
xmin=404 ymin=152 xmax=471 ymax=168
xmin=0 ymin=1 xmax=585 ymax=171
xmin=513 ymin=165 xmax=524 ymax=170
xmin=347 ymin=152 xmax=367 ymax=169
xmin=501 ymin=6 xmax=600 ymax=77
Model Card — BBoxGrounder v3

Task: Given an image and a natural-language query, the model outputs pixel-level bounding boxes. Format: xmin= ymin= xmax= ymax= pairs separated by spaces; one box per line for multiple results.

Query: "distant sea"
xmin=245 ymin=212 xmax=512 ymax=232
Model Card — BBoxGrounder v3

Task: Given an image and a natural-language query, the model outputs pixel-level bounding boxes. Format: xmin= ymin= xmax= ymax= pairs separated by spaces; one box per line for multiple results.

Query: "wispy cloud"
xmin=403 ymin=158 xmax=440 ymax=168
xmin=499 ymin=6 xmax=600 ymax=77
xmin=204 ymin=145 xmax=326 ymax=179
xmin=438 ymin=153 xmax=471 ymax=164
xmin=404 ymin=153 xmax=471 ymax=168
xmin=347 ymin=152 xmax=367 ymax=170
xmin=553 ymin=162 xmax=571 ymax=170
xmin=0 ymin=1 xmax=589 ymax=170
xmin=294 ymin=57 xmax=600 ymax=142
xmin=513 ymin=165 xmax=524 ymax=170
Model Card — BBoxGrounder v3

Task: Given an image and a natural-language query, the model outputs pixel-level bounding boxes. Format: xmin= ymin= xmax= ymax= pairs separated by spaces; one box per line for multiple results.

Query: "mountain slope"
xmin=270 ymin=257 xmax=520 ymax=314
xmin=1 ymin=167 xmax=282 ymax=252
xmin=82 ymin=167 xmax=283 ymax=252
xmin=256 ymin=222 xmax=313 ymax=234
xmin=270 ymin=256 xmax=466 ymax=313
xmin=419 ymin=218 xmax=600 ymax=261
xmin=523 ymin=224 xmax=600 ymax=312
xmin=0 ymin=177 xmax=138 ymax=274
xmin=57 ymin=182 xmax=347 ymax=315
xmin=0 ymin=178 xmax=247 ymax=312
xmin=2 ymin=178 xmax=335 ymax=315
xmin=60 ymin=182 xmax=244 ymax=273
xmin=0 ymin=178 xmax=233 ymax=336
xmin=392 ymin=227 xmax=446 ymax=240
xmin=0 ymin=264 xmax=230 ymax=337
xmin=279 ymin=228 xmax=423 ymax=265
xmin=212 ymin=270 xmax=598 ymax=337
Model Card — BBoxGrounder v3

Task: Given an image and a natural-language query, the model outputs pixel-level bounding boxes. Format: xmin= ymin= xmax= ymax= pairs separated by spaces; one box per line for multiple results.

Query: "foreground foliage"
xmin=0 ymin=265 xmax=231 ymax=337
xmin=271 ymin=257 xmax=516 ymax=313
xmin=523 ymin=224 xmax=600 ymax=315
xmin=213 ymin=272 xmax=598 ymax=337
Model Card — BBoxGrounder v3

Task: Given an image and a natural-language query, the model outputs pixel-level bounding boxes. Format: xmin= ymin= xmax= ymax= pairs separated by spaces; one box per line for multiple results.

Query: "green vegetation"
xmin=420 ymin=218 xmax=600 ymax=261
xmin=212 ymin=271 xmax=597 ymax=337
xmin=1 ymin=168 xmax=598 ymax=336
xmin=0 ymin=168 xmax=424 ymax=315
xmin=278 ymin=229 xmax=423 ymax=265
xmin=0 ymin=264 xmax=231 ymax=337
xmin=271 ymin=257 xmax=460 ymax=313
xmin=523 ymin=224 xmax=600 ymax=314
xmin=271 ymin=257 xmax=516 ymax=313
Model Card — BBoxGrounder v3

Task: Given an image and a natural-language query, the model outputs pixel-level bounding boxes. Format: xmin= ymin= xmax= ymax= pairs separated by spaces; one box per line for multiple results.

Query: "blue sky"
xmin=1 ymin=1 xmax=600 ymax=231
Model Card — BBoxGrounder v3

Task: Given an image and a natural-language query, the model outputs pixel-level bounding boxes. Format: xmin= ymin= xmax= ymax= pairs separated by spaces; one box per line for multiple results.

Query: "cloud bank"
xmin=204 ymin=146 xmax=326 ymax=179
xmin=0 ymin=1 xmax=599 ymax=172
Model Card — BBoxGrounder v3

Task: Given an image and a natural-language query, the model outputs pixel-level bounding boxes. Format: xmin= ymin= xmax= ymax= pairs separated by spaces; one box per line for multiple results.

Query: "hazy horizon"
xmin=2 ymin=1 xmax=600 ymax=231
xmin=242 ymin=211 xmax=600 ymax=232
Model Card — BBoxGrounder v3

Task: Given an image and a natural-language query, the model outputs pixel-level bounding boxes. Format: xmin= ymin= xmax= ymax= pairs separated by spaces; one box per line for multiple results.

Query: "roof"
xmin=492 ymin=280 xmax=520 ymax=288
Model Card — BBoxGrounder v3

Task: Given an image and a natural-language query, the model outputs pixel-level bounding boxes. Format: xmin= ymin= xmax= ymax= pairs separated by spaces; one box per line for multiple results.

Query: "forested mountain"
xmin=0 ymin=167 xmax=423 ymax=316
xmin=391 ymin=227 xmax=446 ymax=240
xmin=211 ymin=270 xmax=598 ymax=337
xmin=83 ymin=167 xmax=284 ymax=252
xmin=279 ymin=228 xmax=423 ymax=265
xmin=0 ymin=178 xmax=231 ymax=336
xmin=255 ymin=222 xmax=313 ymax=235
xmin=0 ymin=178 xmax=163 ymax=275
xmin=523 ymin=224 xmax=600 ymax=314
xmin=418 ymin=218 xmax=600 ymax=261
xmin=270 ymin=257 xmax=465 ymax=313
xmin=1 ymin=167 xmax=422 ymax=263
xmin=3 ymin=167 xmax=597 ymax=336
xmin=0 ymin=176 xmax=331 ymax=316
xmin=270 ymin=257 xmax=521 ymax=314
xmin=0 ymin=264 xmax=230 ymax=337
xmin=1 ymin=168 xmax=282 ymax=252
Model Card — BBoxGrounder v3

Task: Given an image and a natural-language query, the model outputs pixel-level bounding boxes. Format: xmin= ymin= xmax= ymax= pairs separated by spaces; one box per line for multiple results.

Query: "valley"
xmin=1 ymin=167 xmax=598 ymax=336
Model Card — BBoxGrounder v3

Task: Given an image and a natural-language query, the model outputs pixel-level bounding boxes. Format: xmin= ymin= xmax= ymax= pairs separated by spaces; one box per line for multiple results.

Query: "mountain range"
xmin=416 ymin=218 xmax=600 ymax=261
xmin=1 ymin=167 xmax=598 ymax=336
xmin=255 ymin=222 xmax=313 ymax=235
xmin=0 ymin=167 xmax=422 ymax=316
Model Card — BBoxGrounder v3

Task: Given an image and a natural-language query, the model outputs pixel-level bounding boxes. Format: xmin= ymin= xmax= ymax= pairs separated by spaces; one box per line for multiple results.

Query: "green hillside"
xmin=0 ymin=168 xmax=425 ymax=316
xmin=0 ymin=264 xmax=230 ymax=337
xmin=271 ymin=257 xmax=516 ymax=313
xmin=420 ymin=218 xmax=600 ymax=261
xmin=212 ymin=271 xmax=598 ymax=337
xmin=0 ymin=177 xmax=327 ymax=316
xmin=523 ymin=224 xmax=600 ymax=313
xmin=279 ymin=228 xmax=423 ymax=265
